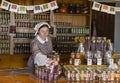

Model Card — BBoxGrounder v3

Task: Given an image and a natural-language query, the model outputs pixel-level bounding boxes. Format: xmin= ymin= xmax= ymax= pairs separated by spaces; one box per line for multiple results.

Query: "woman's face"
xmin=38 ymin=26 xmax=49 ymax=40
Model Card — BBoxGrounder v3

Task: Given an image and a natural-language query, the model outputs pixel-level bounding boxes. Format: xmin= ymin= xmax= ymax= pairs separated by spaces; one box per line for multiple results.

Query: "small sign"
xmin=87 ymin=59 xmax=92 ymax=65
xmin=97 ymin=58 xmax=102 ymax=65
xmin=109 ymin=58 xmax=114 ymax=65
xmin=74 ymin=59 xmax=80 ymax=66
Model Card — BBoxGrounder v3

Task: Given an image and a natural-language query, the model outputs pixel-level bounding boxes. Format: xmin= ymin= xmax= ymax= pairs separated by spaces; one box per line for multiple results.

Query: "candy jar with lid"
xmin=80 ymin=70 xmax=85 ymax=81
xmin=102 ymin=70 xmax=107 ymax=81
xmin=76 ymin=71 xmax=80 ymax=81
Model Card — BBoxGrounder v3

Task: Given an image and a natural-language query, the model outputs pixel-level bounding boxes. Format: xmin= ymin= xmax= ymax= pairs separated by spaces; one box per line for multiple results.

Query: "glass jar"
xmin=68 ymin=3 xmax=74 ymax=14
xmin=75 ymin=3 xmax=81 ymax=14
xmin=59 ymin=2 xmax=67 ymax=13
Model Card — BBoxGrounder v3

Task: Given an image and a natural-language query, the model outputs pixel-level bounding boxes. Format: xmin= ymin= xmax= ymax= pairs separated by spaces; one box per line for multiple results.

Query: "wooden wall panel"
xmin=56 ymin=0 xmax=88 ymax=3
xmin=10 ymin=0 xmax=19 ymax=4
xmin=25 ymin=0 xmax=34 ymax=5
xmin=18 ymin=0 xmax=25 ymax=5
xmin=91 ymin=3 xmax=115 ymax=42
xmin=34 ymin=0 xmax=46 ymax=5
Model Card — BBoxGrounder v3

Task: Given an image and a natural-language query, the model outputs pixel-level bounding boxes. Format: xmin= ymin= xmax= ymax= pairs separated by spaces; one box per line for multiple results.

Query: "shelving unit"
xmin=13 ymin=12 xmax=50 ymax=55
xmin=0 ymin=11 xmax=51 ymax=68
xmin=0 ymin=11 xmax=10 ymax=55
xmin=53 ymin=1 xmax=92 ymax=54
xmin=0 ymin=0 xmax=92 ymax=68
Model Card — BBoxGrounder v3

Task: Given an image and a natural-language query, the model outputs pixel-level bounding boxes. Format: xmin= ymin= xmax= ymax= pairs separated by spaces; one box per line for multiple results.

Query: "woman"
xmin=27 ymin=22 xmax=54 ymax=69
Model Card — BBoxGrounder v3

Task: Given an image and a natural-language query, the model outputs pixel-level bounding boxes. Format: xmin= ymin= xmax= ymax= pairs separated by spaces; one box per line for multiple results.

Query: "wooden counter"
xmin=0 ymin=69 xmax=120 ymax=83
xmin=0 ymin=75 xmax=120 ymax=83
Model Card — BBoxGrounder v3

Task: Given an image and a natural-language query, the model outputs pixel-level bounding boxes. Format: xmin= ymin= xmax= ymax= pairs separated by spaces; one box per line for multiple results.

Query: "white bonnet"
xmin=34 ymin=22 xmax=50 ymax=36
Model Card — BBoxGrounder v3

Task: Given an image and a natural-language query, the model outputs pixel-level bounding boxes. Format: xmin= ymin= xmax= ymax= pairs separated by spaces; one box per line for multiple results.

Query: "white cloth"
xmin=34 ymin=53 xmax=47 ymax=66
xmin=34 ymin=22 xmax=50 ymax=36
xmin=36 ymin=35 xmax=48 ymax=44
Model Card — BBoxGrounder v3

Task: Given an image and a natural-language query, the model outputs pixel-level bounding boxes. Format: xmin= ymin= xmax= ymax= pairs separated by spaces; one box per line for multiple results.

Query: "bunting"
xmin=0 ymin=0 xmax=58 ymax=14
xmin=92 ymin=1 xmax=120 ymax=15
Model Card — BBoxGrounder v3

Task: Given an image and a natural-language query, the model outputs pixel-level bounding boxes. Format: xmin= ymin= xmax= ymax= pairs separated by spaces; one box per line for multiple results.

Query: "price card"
xmin=74 ymin=59 xmax=80 ymax=66
xmin=87 ymin=59 xmax=92 ymax=65
xmin=97 ymin=58 xmax=102 ymax=65
xmin=109 ymin=58 xmax=114 ymax=65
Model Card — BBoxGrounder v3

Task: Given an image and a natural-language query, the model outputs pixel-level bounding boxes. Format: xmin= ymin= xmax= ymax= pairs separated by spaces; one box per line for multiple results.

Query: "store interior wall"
xmin=93 ymin=0 xmax=120 ymax=54
xmin=115 ymin=2 xmax=120 ymax=54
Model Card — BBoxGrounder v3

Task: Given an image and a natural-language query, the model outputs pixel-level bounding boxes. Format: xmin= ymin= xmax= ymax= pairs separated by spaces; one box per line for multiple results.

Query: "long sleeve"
xmin=27 ymin=36 xmax=53 ymax=68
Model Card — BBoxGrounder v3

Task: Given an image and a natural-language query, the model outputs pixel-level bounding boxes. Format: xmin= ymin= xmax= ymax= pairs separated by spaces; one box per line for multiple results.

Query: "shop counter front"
xmin=0 ymin=68 xmax=120 ymax=83
xmin=0 ymin=75 xmax=120 ymax=83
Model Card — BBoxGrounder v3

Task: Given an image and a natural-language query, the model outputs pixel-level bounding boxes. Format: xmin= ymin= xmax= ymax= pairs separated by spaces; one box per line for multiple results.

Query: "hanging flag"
xmin=108 ymin=6 xmax=115 ymax=14
xmin=9 ymin=3 xmax=18 ymax=13
xmin=26 ymin=6 xmax=34 ymax=10
xmin=18 ymin=5 xmax=27 ymax=14
xmin=101 ymin=4 xmax=109 ymax=13
xmin=1 ymin=0 xmax=10 ymax=10
xmin=115 ymin=7 xmax=120 ymax=12
xmin=92 ymin=2 xmax=101 ymax=11
xmin=41 ymin=3 xmax=50 ymax=12
xmin=34 ymin=5 xmax=42 ymax=14
xmin=49 ymin=1 xmax=58 ymax=10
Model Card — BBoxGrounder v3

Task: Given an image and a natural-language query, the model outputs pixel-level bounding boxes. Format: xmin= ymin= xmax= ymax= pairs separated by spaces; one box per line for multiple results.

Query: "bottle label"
xmin=97 ymin=58 xmax=102 ymax=65
xmin=74 ymin=59 xmax=80 ymax=66
xmin=87 ymin=59 xmax=92 ymax=65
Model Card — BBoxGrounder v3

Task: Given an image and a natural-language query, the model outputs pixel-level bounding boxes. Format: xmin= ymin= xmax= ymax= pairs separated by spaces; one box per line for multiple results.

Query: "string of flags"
xmin=92 ymin=1 xmax=120 ymax=15
xmin=0 ymin=0 xmax=58 ymax=14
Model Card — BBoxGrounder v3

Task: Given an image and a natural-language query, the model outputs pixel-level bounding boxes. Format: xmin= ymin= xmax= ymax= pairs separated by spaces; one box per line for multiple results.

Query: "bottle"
xmin=59 ymin=2 xmax=67 ymax=13
xmin=112 ymin=48 xmax=117 ymax=63
xmin=97 ymin=51 xmax=102 ymax=65
xmin=87 ymin=51 xmax=92 ymax=65
xmin=68 ymin=3 xmax=74 ymax=14
xmin=75 ymin=3 xmax=81 ymax=14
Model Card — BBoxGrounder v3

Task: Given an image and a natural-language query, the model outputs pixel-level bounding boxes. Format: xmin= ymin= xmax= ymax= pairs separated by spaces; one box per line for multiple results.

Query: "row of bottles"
xmin=14 ymin=43 xmax=31 ymax=54
xmin=57 ymin=28 xmax=89 ymax=34
xmin=0 ymin=40 xmax=10 ymax=54
xmin=0 ymin=34 xmax=10 ymax=40
xmin=53 ymin=43 xmax=77 ymax=54
xmin=53 ymin=35 xmax=77 ymax=54
xmin=0 ymin=26 xmax=9 ymax=32
xmin=55 ymin=2 xmax=90 ymax=14
xmin=35 ymin=55 xmax=59 ymax=82
xmin=54 ymin=16 xmax=87 ymax=27
xmin=54 ymin=22 xmax=72 ymax=27
xmin=0 ymin=11 xmax=10 ymax=55
xmin=15 ymin=22 xmax=38 ymax=28
xmin=0 ymin=42 xmax=10 ymax=49
xmin=65 ymin=66 xmax=120 ymax=81
xmin=55 ymin=36 xmax=75 ymax=41
xmin=15 ymin=14 xmax=29 ymax=20
xmin=15 ymin=13 xmax=50 ymax=20
xmin=14 ymin=33 xmax=34 ymax=38
xmin=0 ymin=48 xmax=9 ymax=54
xmin=0 ymin=12 xmax=10 ymax=25
xmin=34 ymin=14 xmax=50 ymax=20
